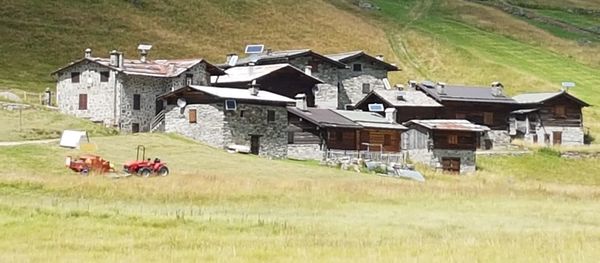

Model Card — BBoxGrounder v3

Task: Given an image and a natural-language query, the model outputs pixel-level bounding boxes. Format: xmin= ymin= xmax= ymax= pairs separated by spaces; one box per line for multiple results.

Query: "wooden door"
xmin=442 ymin=158 xmax=460 ymax=173
xmin=553 ymin=131 xmax=562 ymax=145
xmin=250 ymin=135 xmax=260 ymax=155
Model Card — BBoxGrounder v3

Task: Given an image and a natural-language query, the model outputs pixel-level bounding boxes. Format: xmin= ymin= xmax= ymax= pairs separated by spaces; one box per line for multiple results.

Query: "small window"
xmin=186 ymin=74 xmax=193 ymax=85
xmin=267 ymin=110 xmax=275 ymax=122
xmin=448 ymin=135 xmax=458 ymax=145
xmin=78 ymin=94 xmax=87 ymax=110
xmin=288 ymin=132 xmax=294 ymax=144
xmin=352 ymin=63 xmax=362 ymax=72
xmin=189 ymin=109 xmax=197 ymax=123
xmin=384 ymin=134 xmax=392 ymax=146
xmin=71 ymin=72 xmax=80 ymax=83
xmin=133 ymin=94 xmax=141 ymax=110
xmin=554 ymin=105 xmax=566 ymax=118
xmin=132 ymin=123 xmax=140 ymax=133
xmin=484 ymin=112 xmax=494 ymax=125
xmin=240 ymin=110 xmax=245 ymax=118
xmin=225 ymin=99 xmax=237 ymax=111
xmin=100 ymin=71 xmax=109 ymax=82
xmin=362 ymin=83 xmax=371 ymax=94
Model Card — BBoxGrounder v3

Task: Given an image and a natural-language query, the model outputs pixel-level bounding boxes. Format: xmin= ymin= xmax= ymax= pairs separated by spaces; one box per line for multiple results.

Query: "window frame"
xmin=352 ymin=63 xmax=362 ymax=72
xmin=362 ymin=83 xmax=371 ymax=94
xmin=100 ymin=71 xmax=110 ymax=82
xmin=448 ymin=134 xmax=459 ymax=145
xmin=267 ymin=110 xmax=275 ymax=122
xmin=133 ymin=94 xmax=141 ymax=110
xmin=71 ymin=72 xmax=80 ymax=83
xmin=186 ymin=73 xmax=193 ymax=86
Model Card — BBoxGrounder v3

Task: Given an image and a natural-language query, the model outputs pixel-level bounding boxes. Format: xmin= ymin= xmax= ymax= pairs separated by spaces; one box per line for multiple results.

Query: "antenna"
xmin=176 ymin=98 xmax=187 ymax=108
xmin=245 ymin=44 xmax=265 ymax=54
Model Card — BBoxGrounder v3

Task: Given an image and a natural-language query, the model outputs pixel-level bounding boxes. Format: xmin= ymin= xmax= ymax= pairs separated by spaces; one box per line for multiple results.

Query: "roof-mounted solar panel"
xmin=245 ymin=44 xmax=265 ymax=54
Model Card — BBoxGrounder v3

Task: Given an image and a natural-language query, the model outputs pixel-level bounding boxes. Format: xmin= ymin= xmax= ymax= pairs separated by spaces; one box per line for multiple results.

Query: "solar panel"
xmin=245 ymin=44 xmax=265 ymax=54
xmin=225 ymin=99 xmax=237 ymax=111
xmin=368 ymin=103 xmax=385 ymax=112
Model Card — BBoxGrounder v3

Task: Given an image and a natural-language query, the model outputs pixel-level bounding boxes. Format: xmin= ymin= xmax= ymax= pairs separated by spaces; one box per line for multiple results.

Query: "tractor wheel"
xmin=158 ymin=166 xmax=169 ymax=177
xmin=138 ymin=168 xmax=152 ymax=178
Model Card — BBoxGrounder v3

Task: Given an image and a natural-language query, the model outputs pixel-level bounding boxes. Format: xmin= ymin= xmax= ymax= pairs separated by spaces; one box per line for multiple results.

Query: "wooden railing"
xmin=150 ymin=110 xmax=166 ymax=133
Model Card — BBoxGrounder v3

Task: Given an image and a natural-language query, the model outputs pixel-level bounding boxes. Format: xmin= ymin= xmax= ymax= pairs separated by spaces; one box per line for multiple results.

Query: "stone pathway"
xmin=0 ymin=138 xmax=59 ymax=147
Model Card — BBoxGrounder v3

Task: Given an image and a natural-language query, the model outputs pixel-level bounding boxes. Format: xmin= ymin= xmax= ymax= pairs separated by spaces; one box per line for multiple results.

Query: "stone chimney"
xmin=249 ymin=80 xmax=259 ymax=96
xmin=304 ymin=65 xmax=312 ymax=76
xmin=376 ymin=55 xmax=384 ymax=61
xmin=118 ymin=52 xmax=124 ymax=69
xmin=84 ymin=48 xmax=92 ymax=58
xmin=226 ymin=53 xmax=238 ymax=65
xmin=408 ymin=80 xmax=417 ymax=89
xmin=140 ymin=49 xmax=148 ymax=63
xmin=385 ymin=108 xmax=397 ymax=123
xmin=436 ymin=82 xmax=446 ymax=95
xmin=109 ymin=50 xmax=120 ymax=67
xmin=491 ymin=81 xmax=504 ymax=97
xmin=295 ymin=94 xmax=307 ymax=111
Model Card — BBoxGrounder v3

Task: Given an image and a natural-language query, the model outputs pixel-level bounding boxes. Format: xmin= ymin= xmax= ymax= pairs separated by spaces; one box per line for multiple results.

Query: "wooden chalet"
xmin=354 ymin=89 xmax=443 ymax=123
xmin=333 ymin=109 xmax=407 ymax=153
xmin=511 ymin=90 xmax=590 ymax=145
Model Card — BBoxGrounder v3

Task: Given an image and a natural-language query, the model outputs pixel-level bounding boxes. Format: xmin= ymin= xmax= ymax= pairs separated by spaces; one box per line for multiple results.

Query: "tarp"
xmin=59 ymin=130 xmax=89 ymax=149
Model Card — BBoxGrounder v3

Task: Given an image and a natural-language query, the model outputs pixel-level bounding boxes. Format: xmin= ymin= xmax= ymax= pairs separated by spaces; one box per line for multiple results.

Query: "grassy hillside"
xmin=1 ymin=133 xmax=600 ymax=261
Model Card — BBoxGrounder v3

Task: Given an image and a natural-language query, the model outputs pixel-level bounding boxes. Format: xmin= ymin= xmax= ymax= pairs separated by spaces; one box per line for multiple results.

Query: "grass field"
xmin=1 ymin=133 xmax=600 ymax=261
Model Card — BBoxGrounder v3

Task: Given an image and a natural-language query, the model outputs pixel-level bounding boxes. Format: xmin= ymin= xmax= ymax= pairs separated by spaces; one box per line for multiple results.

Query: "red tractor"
xmin=66 ymin=154 xmax=114 ymax=175
xmin=123 ymin=145 xmax=169 ymax=177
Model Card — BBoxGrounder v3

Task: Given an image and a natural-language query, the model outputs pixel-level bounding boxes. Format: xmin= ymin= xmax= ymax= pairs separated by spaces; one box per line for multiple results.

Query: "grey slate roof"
xmin=512 ymin=90 xmax=590 ymax=106
xmin=416 ymin=82 xmax=516 ymax=104
xmin=325 ymin=51 xmax=399 ymax=71
xmin=334 ymin=110 xmax=407 ymax=130
xmin=229 ymin=49 xmax=347 ymax=68
xmin=356 ymin=89 xmax=443 ymax=107
xmin=404 ymin=119 xmax=490 ymax=132
xmin=287 ymin=107 xmax=362 ymax=129
xmin=211 ymin=63 xmax=323 ymax=84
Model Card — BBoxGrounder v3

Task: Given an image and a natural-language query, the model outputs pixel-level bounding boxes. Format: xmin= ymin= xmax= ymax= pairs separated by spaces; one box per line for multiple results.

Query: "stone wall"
xmin=288 ymin=57 xmax=341 ymax=109
xmin=525 ymin=126 xmax=585 ymax=146
xmin=407 ymin=148 xmax=476 ymax=174
xmin=164 ymin=104 xmax=225 ymax=148
xmin=288 ymin=144 xmax=324 ymax=160
xmin=337 ymin=56 xmax=389 ymax=108
xmin=120 ymin=75 xmax=169 ymax=133
xmin=55 ymin=61 xmax=121 ymax=125
xmin=482 ymin=130 xmax=511 ymax=149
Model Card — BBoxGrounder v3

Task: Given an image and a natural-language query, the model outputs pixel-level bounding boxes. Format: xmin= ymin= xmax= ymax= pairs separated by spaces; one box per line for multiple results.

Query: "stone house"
xmin=511 ymin=90 xmax=590 ymax=146
xmin=211 ymin=63 xmax=323 ymax=106
xmin=157 ymin=85 xmax=294 ymax=158
xmin=403 ymin=119 xmax=490 ymax=174
xmin=415 ymin=81 xmax=518 ymax=149
xmin=221 ymin=49 xmax=347 ymax=109
xmin=52 ymin=47 xmax=225 ymax=133
xmin=325 ymin=51 xmax=400 ymax=109
xmin=353 ymin=88 xmax=443 ymax=123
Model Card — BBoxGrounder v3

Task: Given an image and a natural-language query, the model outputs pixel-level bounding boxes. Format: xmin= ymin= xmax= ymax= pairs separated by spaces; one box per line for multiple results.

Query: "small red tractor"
xmin=123 ymin=145 xmax=169 ymax=177
xmin=66 ymin=154 xmax=114 ymax=175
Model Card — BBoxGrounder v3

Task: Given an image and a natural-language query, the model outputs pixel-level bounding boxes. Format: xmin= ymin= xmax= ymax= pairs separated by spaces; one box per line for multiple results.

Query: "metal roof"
xmin=287 ymin=107 xmax=362 ymax=129
xmin=52 ymin=57 xmax=225 ymax=77
xmin=403 ymin=119 xmax=490 ymax=132
xmin=356 ymin=89 xmax=443 ymax=107
xmin=512 ymin=90 xmax=590 ymax=107
xmin=325 ymin=51 xmax=399 ymax=71
xmin=334 ymin=110 xmax=407 ymax=130
xmin=416 ymin=82 xmax=516 ymax=104
xmin=229 ymin=49 xmax=347 ymax=68
xmin=211 ymin=63 xmax=323 ymax=84
xmin=510 ymin=108 xmax=539 ymax=114
xmin=159 ymin=85 xmax=294 ymax=104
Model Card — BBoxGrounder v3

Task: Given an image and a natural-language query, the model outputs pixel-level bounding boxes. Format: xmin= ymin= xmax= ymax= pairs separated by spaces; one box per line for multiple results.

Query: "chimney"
xmin=491 ymin=81 xmax=504 ymax=97
xmin=266 ymin=49 xmax=273 ymax=55
xmin=304 ymin=65 xmax=312 ymax=76
xmin=436 ymin=82 xmax=446 ymax=95
xmin=376 ymin=54 xmax=384 ymax=61
xmin=408 ymin=80 xmax=417 ymax=89
xmin=84 ymin=48 xmax=92 ymax=58
xmin=109 ymin=50 xmax=120 ymax=67
xmin=249 ymin=80 xmax=259 ymax=96
xmin=140 ymin=49 xmax=148 ymax=63
xmin=118 ymin=52 xmax=124 ymax=69
xmin=385 ymin=108 xmax=397 ymax=123
xmin=295 ymin=94 xmax=307 ymax=111
xmin=226 ymin=53 xmax=238 ymax=66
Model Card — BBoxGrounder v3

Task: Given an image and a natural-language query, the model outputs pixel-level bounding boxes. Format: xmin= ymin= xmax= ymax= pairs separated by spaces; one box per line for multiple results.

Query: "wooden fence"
xmin=0 ymin=90 xmax=55 ymax=106
xmin=325 ymin=149 xmax=407 ymax=164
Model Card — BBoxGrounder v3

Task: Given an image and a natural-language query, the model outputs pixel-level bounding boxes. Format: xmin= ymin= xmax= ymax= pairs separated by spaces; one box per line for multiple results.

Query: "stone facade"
xmin=287 ymin=144 xmax=323 ymax=160
xmin=406 ymin=148 xmax=476 ymax=174
xmin=481 ymin=130 xmax=512 ymax=149
xmin=56 ymin=60 xmax=209 ymax=133
xmin=164 ymin=102 xmax=288 ymax=159
xmin=524 ymin=126 xmax=584 ymax=146
xmin=337 ymin=56 xmax=388 ymax=109
xmin=287 ymin=57 xmax=341 ymax=109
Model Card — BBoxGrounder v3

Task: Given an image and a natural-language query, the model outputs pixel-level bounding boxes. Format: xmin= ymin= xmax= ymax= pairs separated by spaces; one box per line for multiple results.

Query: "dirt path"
xmin=0 ymin=138 xmax=58 ymax=147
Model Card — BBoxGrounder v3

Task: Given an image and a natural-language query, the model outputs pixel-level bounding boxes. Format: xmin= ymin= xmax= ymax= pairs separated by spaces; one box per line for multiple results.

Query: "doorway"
xmin=250 ymin=135 xmax=261 ymax=155
xmin=442 ymin=157 xmax=461 ymax=173
xmin=155 ymin=99 xmax=164 ymax=115
xmin=553 ymin=131 xmax=562 ymax=145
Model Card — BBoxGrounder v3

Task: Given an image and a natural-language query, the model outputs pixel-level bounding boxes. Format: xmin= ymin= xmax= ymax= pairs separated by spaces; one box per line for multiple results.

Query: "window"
xmin=288 ymin=132 xmax=294 ymax=144
xmin=188 ymin=109 xmax=197 ymax=123
xmin=448 ymin=135 xmax=458 ymax=145
xmin=186 ymin=74 xmax=193 ymax=85
xmin=240 ymin=110 xmax=245 ymax=118
xmin=352 ymin=63 xmax=362 ymax=72
xmin=362 ymin=83 xmax=371 ymax=94
xmin=484 ymin=112 xmax=494 ymax=125
xmin=133 ymin=94 xmax=141 ymax=110
xmin=554 ymin=105 xmax=566 ymax=118
xmin=78 ymin=94 xmax=87 ymax=110
xmin=100 ymin=71 xmax=109 ymax=82
xmin=309 ymin=59 xmax=319 ymax=73
xmin=71 ymin=72 xmax=80 ymax=83
xmin=267 ymin=110 xmax=275 ymax=122
xmin=132 ymin=123 xmax=140 ymax=133
xmin=225 ymin=99 xmax=237 ymax=111
xmin=384 ymin=134 xmax=392 ymax=146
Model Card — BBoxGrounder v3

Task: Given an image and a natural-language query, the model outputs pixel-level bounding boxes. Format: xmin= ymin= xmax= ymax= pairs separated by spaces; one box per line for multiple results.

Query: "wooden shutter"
xmin=484 ymin=112 xmax=494 ymax=125
xmin=448 ymin=135 xmax=458 ymax=145
xmin=189 ymin=109 xmax=197 ymax=123
xmin=554 ymin=106 xmax=566 ymax=118
xmin=78 ymin=94 xmax=87 ymax=110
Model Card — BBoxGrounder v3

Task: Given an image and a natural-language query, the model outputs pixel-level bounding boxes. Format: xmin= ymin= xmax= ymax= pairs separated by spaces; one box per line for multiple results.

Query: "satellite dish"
xmin=312 ymin=86 xmax=319 ymax=94
xmin=177 ymin=98 xmax=187 ymax=108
